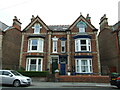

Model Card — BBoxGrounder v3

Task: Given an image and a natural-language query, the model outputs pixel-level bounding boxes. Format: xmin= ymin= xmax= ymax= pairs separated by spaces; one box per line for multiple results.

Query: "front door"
xmin=60 ymin=64 xmax=66 ymax=75
xmin=59 ymin=55 xmax=67 ymax=75
xmin=52 ymin=57 xmax=58 ymax=74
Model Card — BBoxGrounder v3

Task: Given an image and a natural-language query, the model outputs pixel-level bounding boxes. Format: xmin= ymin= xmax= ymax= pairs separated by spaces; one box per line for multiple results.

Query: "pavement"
xmin=27 ymin=82 xmax=115 ymax=88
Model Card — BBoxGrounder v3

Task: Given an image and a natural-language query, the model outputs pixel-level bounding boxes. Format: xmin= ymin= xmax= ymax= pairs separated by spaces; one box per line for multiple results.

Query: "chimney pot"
xmin=13 ymin=16 xmax=22 ymax=30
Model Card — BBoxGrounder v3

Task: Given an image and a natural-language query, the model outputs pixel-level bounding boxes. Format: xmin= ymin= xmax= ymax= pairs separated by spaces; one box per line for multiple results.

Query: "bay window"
xmin=26 ymin=58 xmax=43 ymax=71
xmin=28 ymin=38 xmax=44 ymax=52
xmin=75 ymin=38 xmax=91 ymax=52
xmin=76 ymin=59 xmax=92 ymax=73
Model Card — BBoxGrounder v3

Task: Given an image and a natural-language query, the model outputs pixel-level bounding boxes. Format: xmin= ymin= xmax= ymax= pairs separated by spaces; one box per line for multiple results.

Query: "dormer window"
xmin=32 ymin=23 xmax=42 ymax=34
xmin=77 ymin=21 xmax=87 ymax=33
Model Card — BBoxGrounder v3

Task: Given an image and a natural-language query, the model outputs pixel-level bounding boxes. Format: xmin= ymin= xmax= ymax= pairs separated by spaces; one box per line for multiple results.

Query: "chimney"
xmin=86 ymin=14 xmax=91 ymax=23
xmin=99 ymin=14 xmax=108 ymax=30
xmin=31 ymin=15 xmax=35 ymax=22
xmin=13 ymin=16 xmax=22 ymax=30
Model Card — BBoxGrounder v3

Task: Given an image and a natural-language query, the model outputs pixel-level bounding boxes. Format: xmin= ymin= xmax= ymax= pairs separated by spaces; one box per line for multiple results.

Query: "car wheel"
xmin=13 ymin=80 xmax=20 ymax=87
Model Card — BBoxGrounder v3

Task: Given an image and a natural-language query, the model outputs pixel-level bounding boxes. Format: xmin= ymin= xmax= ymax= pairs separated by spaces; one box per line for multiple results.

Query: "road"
xmin=1 ymin=82 xmax=119 ymax=90
xmin=1 ymin=87 xmax=119 ymax=90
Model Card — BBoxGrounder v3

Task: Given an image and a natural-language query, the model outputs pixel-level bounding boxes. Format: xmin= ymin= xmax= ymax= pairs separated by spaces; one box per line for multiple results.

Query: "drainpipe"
xmin=116 ymin=30 xmax=120 ymax=74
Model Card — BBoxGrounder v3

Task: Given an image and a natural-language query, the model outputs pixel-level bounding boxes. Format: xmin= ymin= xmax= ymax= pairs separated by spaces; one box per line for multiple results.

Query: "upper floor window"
xmin=75 ymin=38 xmax=91 ymax=52
xmin=79 ymin=23 xmax=86 ymax=32
xmin=61 ymin=41 xmax=66 ymax=53
xmin=32 ymin=23 xmax=42 ymax=34
xmin=77 ymin=21 xmax=87 ymax=33
xmin=52 ymin=36 xmax=58 ymax=53
xmin=28 ymin=38 xmax=44 ymax=52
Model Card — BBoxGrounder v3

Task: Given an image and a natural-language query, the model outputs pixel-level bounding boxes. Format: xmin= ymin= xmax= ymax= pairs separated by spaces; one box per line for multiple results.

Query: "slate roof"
xmin=0 ymin=21 xmax=9 ymax=32
xmin=48 ymin=25 xmax=70 ymax=31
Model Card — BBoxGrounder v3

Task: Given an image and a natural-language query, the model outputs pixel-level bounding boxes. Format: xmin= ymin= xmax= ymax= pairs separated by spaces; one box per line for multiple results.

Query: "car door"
xmin=2 ymin=71 xmax=14 ymax=84
xmin=0 ymin=71 xmax=2 ymax=84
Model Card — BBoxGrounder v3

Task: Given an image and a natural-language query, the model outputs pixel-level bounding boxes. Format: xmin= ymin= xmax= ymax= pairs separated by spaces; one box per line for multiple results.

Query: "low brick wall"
xmin=31 ymin=77 xmax=47 ymax=82
xmin=57 ymin=75 xmax=110 ymax=83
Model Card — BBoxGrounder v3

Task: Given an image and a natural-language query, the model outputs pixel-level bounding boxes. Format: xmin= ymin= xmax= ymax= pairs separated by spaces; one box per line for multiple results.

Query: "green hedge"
xmin=17 ymin=71 xmax=50 ymax=77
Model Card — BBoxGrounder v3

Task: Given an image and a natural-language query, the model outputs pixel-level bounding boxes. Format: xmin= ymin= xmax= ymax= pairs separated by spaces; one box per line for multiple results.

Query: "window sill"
xmin=27 ymin=51 xmax=44 ymax=53
xmin=75 ymin=51 xmax=92 ymax=53
xmin=52 ymin=52 xmax=58 ymax=53
xmin=74 ymin=72 xmax=93 ymax=75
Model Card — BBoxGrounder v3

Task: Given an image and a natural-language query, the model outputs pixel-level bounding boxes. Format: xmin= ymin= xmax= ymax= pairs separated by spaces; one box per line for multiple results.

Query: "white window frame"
xmin=26 ymin=58 xmax=43 ymax=71
xmin=61 ymin=41 xmax=66 ymax=53
xmin=52 ymin=36 xmax=58 ymax=53
xmin=28 ymin=38 xmax=44 ymax=52
xmin=32 ymin=23 xmax=42 ymax=34
xmin=79 ymin=24 xmax=85 ymax=32
xmin=75 ymin=59 xmax=92 ymax=73
xmin=75 ymin=38 xmax=91 ymax=52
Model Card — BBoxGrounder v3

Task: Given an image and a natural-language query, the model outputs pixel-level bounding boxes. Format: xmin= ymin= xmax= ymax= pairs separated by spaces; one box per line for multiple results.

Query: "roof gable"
xmin=69 ymin=15 xmax=97 ymax=31
xmin=23 ymin=16 xmax=49 ymax=31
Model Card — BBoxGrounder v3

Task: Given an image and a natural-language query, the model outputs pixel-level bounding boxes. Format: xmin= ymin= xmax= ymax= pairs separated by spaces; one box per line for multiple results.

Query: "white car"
xmin=0 ymin=70 xmax=32 ymax=87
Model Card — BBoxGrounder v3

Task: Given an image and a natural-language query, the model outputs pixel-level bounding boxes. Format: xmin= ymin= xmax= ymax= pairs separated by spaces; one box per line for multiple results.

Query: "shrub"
xmin=17 ymin=71 xmax=50 ymax=77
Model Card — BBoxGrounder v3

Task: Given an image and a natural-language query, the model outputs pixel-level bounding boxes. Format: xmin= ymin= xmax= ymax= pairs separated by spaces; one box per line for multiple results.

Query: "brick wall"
xmin=2 ymin=29 xmax=22 ymax=70
xmin=58 ymin=75 xmax=109 ymax=83
xmin=98 ymin=28 xmax=119 ymax=74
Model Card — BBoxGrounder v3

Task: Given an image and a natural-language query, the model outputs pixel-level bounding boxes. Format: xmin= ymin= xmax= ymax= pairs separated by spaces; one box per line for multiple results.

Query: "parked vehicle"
xmin=0 ymin=70 xmax=32 ymax=87
xmin=110 ymin=73 xmax=120 ymax=88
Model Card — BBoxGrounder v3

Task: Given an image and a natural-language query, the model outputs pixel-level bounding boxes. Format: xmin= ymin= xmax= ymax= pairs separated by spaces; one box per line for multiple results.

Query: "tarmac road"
xmin=1 ymin=82 xmax=119 ymax=90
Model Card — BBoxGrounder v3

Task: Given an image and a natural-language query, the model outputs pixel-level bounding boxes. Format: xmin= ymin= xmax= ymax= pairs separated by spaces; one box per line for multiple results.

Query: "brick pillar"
xmin=19 ymin=34 xmax=25 ymax=69
xmin=67 ymin=31 xmax=71 ymax=70
xmin=47 ymin=31 xmax=52 ymax=71
xmin=95 ymin=31 xmax=101 ymax=75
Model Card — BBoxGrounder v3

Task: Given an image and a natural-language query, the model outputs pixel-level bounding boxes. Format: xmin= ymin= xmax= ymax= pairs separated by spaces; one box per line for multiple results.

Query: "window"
xmin=32 ymin=23 xmax=42 ymax=34
xmin=3 ymin=71 xmax=11 ymax=76
xmin=75 ymin=39 xmax=91 ymax=52
xmin=77 ymin=21 xmax=87 ymax=33
xmin=76 ymin=59 xmax=92 ymax=73
xmin=53 ymin=41 xmax=57 ymax=53
xmin=26 ymin=58 xmax=42 ymax=71
xmin=52 ymin=36 xmax=58 ymax=53
xmin=28 ymin=38 xmax=44 ymax=52
xmin=79 ymin=23 xmax=86 ymax=32
xmin=61 ymin=41 xmax=66 ymax=53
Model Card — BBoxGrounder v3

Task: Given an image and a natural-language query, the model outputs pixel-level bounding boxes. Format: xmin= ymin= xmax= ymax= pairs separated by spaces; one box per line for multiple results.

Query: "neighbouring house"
xmin=19 ymin=14 xmax=101 ymax=76
xmin=0 ymin=21 xmax=9 ymax=69
xmin=98 ymin=14 xmax=120 ymax=75
xmin=2 ymin=16 xmax=22 ymax=70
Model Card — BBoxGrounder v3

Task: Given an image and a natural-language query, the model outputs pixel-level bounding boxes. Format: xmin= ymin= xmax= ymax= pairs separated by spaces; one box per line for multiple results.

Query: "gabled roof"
xmin=69 ymin=15 xmax=97 ymax=31
xmin=23 ymin=16 xmax=50 ymax=31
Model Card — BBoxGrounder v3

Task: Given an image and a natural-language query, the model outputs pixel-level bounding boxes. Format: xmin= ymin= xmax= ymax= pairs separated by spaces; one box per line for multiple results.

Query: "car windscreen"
xmin=11 ymin=71 xmax=22 ymax=76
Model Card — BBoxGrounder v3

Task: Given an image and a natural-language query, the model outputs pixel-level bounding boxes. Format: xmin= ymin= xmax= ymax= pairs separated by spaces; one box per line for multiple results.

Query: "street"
xmin=1 ymin=82 xmax=119 ymax=90
xmin=1 ymin=87 xmax=119 ymax=90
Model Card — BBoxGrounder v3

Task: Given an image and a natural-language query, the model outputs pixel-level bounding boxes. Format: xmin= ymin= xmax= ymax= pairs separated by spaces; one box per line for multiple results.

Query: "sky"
xmin=0 ymin=0 xmax=120 ymax=29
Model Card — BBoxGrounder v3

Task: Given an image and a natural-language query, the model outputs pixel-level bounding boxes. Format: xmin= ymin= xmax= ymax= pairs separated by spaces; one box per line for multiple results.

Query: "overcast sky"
xmin=0 ymin=0 xmax=119 ymax=29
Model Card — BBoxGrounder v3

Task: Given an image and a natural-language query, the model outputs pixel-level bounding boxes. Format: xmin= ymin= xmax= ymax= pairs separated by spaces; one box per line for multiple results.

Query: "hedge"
xmin=17 ymin=71 xmax=50 ymax=77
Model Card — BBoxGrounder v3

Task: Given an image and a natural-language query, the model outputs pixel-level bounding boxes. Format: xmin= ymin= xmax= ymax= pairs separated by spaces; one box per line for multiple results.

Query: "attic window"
xmin=32 ymin=23 xmax=42 ymax=34
xmin=77 ymin=21 xmax=87 ymax=33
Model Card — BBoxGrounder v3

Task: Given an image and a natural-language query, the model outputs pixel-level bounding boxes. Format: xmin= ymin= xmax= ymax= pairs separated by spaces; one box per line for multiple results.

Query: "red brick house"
xmin=98 ymin=14 xmax=120 ymax=75
xmin=2 ymin=16 xmax=22 ymax=70
xmin=19 ymin=14 xmax=100 ymax=75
